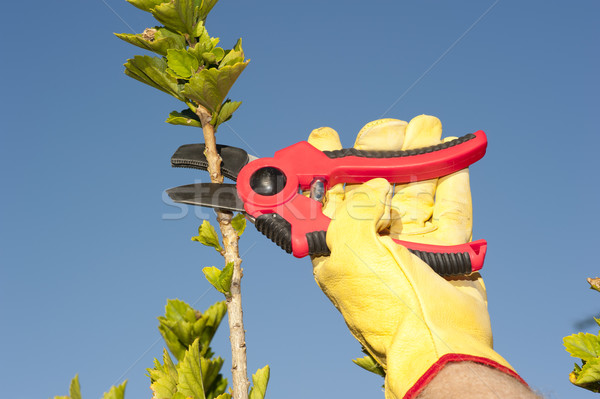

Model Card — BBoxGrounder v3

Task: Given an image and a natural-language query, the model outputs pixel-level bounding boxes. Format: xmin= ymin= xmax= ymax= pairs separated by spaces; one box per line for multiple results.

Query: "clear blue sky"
xmin=1 ymin=1 xmax=598 ymax=398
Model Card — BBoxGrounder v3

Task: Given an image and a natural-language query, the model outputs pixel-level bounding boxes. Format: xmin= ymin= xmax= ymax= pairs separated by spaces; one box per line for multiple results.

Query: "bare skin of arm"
xmin=418 ymin=362 xmax=542 ymax=399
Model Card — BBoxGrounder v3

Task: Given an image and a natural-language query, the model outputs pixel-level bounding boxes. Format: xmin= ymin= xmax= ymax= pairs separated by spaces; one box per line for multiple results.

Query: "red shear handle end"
xmin=467 ymin=239 xmax=487 ymax=272
xmin=393 ymin=239 xmax=488 ymax=273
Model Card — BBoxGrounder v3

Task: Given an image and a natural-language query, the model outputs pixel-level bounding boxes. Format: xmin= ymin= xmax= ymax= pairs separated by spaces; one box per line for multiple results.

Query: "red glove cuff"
xmin=403 ymin=354 xmax=528 ymax=399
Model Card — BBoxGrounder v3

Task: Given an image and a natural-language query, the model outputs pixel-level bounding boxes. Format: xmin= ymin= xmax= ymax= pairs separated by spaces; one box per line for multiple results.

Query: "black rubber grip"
xmin=322 ymin=134 xmax=475 ymax=159
xmin=256 ymin=213 xmax=472 ymax=276
xmin=255 ymin=213 xmax=292 ymax=254
xmin=407 ymin=249 xmax=472 ymax=276
xmin=306 ymin=231 xmax=328 ymax=256
xmin=305 ymin=232 xmax=472 ymax=276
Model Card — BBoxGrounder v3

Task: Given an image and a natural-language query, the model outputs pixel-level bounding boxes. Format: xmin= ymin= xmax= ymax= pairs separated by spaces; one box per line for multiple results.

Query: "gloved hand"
xmin=308 ymin=116 xmax=524 ymax=399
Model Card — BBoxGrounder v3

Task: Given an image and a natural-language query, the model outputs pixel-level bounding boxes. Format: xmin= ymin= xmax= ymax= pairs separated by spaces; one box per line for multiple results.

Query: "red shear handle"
xmin=240 ymin=131 xmax=488 ymax=275
xmin=237 ymin=131 xmax=487 ymax=199
xmin=237 ymin=131 xmax=487 ymax=220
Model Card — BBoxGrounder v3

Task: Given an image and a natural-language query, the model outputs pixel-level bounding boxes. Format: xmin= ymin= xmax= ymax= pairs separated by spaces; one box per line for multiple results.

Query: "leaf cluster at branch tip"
xmin=151 ymin=300 xmax=230 ymax=399
xmin=117 ymin=0 xmax=248 ymax=130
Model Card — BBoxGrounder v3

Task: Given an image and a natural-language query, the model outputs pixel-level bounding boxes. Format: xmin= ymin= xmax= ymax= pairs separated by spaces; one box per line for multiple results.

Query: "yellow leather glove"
xmin=308 ymin=116 xmax=523 ymax=399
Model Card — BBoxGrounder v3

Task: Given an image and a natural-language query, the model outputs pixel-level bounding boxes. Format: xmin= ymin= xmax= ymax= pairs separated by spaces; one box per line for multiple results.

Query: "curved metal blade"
xmin=171 ymin=144 xmax=255 ymax=181
xmin=166 ymin=183 xmax=245 ymax=212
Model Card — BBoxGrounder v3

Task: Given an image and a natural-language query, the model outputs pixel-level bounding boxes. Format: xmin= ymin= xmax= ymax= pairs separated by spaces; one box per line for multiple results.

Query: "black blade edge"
xmin=166 ymin=183 xmax=245 ymax=212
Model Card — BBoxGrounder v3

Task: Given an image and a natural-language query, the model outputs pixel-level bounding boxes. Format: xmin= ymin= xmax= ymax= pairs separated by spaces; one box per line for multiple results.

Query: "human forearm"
xmin=417 ymin=362 xmax=541 ymax=399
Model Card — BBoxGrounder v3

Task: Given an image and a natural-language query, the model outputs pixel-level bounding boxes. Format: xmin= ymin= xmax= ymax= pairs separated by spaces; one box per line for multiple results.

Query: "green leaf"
xmin=194 ymin=301 xmax=227 ymax=358
xmin=192 ymin=220 xmax=223 ymax=252
xmin=211 ymin=47 xmax=225 ymax=63
xmin=152 ymin=0 xmax=199 ymax=36
xmin=206 ymin=376 xmax=228 ymax=399
xmin=159 ymin=319 xmax=188 ymax=360
xmin=167 ymin=49 xmax=200 ymax=79
xmin=69 ymin=375 xmax=82 ymax=399
xmin=353 ymin=354 xmax=386 ymax=377
xmin=165 ymin=298 xmax=197 ymax=322
xmin=188 ymin=26 xmax=223 ymax=68
xmin=564 ymin=332 xmax=600 ymax=361
xmin=200 ymin=357 xmax=225 ymax=393
xmin=124 ymin=55 xmax=185 ymax=101
xmin=203 ymin=262 xmax=233 ymax=295
xmin=149 ymin=349 xmax=178 ymax=398
xmin=188 ymin=42 xmax=224 ymax=68
xmin=202 ymin=267 xmax=223 ymax=292
xmin=182 ymin=61 xmax=249 ymax=113
xmin=192 ymin=19 xmax=207 ymax=38
xmin=212 ymin=100 xmax=241 ymax=127
xmin=188 ymin=44 xmax=208 ymax=65
xmin=126 ymin=0 xmax=168 ymax=12
xmin=167 ymin=109 xmax=202 ymax=127
xmin=177 ymin=339 xmax=206 ymax=399
xmin=233 ymin=38 xmax=243 ymax=52
xmin=230 ymin=213 xmax=246 ymax=236
xmin=101 ymin=381 xmax=127 ymax=399
xmin=219 ymin=50 xmax=244 ymax=68
xmin=202 ymin=52 xmax=218 ymax=66
xmin=198 ymin=0 xmax=219 ymax=21
xmin=192 ymin=24 xmax=215 ymax=52
xmin=159 ymin=299 xmax=198 ymax=360
xmin=214 ymin=394 xmax=231 ymax=399
xmin=218 ymin=262 xmax=234 ymax=294
xmin=248 ymin=365 xmax=270 ymax=399
xmin=115 ymin=28 xmax=186 ymax=56
xmin=577 ymin=357 xmax=600 ymax=385
xmin=164 ymin=349 xmax=180 ymax=383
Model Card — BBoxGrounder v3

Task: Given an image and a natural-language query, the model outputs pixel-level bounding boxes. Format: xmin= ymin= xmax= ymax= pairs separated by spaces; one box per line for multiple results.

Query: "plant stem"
xmin=196 ymin=105 xmax=249 ymax=399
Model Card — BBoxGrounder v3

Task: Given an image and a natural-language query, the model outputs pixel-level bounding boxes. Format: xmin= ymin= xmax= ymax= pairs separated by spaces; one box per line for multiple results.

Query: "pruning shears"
xmin=166 ymin=131 xmax=488 ymax=276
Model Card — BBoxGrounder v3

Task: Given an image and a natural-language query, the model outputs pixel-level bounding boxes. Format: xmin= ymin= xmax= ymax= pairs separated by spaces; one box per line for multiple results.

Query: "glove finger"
xmin=405 ymin=136 xmax=481 ymax=295
xmin=345 ymin=119 xmax=407 ymax=207
xmin=308 ymin=126 xmax=343 ymax=151
xmin=430 ymin=136 xmax=473 ymax=245
xmin=353 ymin=118 xmax=408 ymax=150
xmin=307 ymin=127 xmax=345 ymax=219
xmin=402 ymin=114 xmax=443 ymax=149
xmin=390 ymin=115 xmax=442 ymax=237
